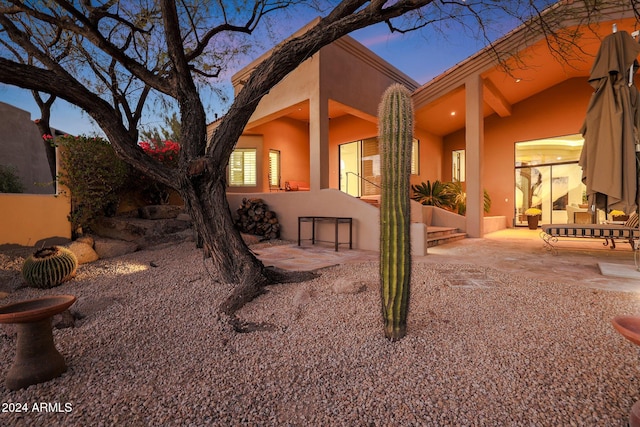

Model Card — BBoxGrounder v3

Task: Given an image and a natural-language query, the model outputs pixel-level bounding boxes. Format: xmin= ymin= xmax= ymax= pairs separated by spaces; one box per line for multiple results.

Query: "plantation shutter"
xmin=229 ymin=149 xmax=257 ymax=186
xmin=411 ymin=139 xmax=419 ymax=175
xmin=269 ymin=150 xmax=280 ymax=187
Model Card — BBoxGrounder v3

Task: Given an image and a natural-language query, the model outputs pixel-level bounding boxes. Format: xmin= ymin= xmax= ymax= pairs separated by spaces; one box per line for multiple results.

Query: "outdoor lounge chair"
xmin=540 ymin=213 xmax=640 ymax=252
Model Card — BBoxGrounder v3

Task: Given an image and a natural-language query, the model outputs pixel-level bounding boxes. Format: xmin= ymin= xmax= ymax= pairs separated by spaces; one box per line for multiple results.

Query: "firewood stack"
xmin=234 ymin=198 xmax=281 ymax=239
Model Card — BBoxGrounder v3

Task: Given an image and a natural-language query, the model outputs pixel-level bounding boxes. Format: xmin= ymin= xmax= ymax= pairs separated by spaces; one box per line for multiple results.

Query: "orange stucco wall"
xmin=0 ymin=193 xmax=72 ymax=246
xmin=413 ymin=127 xmax=443 ymax=187
xmin=0 ymin=146 xmax=72 ymax=246
xmin=442 ymin=77 xmax=593 ymax=224
xmin=250 ymin=117 xmax=311 ymax=192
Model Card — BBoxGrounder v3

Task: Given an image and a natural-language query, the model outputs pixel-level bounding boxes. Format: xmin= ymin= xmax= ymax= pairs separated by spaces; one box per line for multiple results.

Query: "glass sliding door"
xmin=361 ymin=138 xmax=381 ymax=196
xmin=339 ymin=138 xmax=380 ymax=197
xmin=339 ymin=138 xmax=419 ymax=197
xmin=339 ymin=142 xmax=360 ymax=197
xmin=515 ymin=135 xmax=586 ymax=226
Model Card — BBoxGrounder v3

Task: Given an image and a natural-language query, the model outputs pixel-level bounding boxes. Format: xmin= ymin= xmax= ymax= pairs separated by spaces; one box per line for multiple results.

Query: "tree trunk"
xmin=34 ymin=118 xmax=56 ymax=182
xmin=177 ymin=172 xmax=316 ymax=323
xmin=179 ymin=174 xmax=268 ymax=310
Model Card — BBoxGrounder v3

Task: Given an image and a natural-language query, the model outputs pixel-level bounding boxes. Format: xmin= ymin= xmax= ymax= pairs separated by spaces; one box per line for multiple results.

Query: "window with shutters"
xmin=268 ymin=150 xmax=280 ymax=188
xmin=229 ymin=148 xmax=257 ymax=186
xmin=452 ymin=149 xmax=465 ymax=182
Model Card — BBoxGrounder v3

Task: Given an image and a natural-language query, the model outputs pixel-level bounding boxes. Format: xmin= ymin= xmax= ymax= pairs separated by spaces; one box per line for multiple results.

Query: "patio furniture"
xmin=298 ymin=216 xmax=353 ymax=251
xmin=540 ymin=218 xmax=640 ymax=253
xmin=0 ymin=295 xmax=76 ymax=390
xmin=284 ymin=181 xmax=310 ymax=191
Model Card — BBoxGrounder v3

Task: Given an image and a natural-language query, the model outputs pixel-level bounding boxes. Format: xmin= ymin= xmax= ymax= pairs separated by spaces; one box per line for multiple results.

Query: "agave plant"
xmin=411 ymin=180 xmax=456 ymax=209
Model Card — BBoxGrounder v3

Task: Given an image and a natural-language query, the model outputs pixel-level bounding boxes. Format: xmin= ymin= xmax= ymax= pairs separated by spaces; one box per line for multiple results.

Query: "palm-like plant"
xmin=448 ymin=181 xmax=492 ymax=215
xmin=411 ymin=180 xmax=456 ymax=209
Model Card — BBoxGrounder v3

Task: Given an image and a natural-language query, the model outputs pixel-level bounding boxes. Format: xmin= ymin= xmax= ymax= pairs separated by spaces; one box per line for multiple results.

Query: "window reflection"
xmin=515 ymin=135 xmax=586 ymax=226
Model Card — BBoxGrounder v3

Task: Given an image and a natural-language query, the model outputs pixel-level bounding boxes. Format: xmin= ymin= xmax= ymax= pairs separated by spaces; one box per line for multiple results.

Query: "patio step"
xmin=354 ymin=197 xmax=466 ymax=247
xmin=427 ymin=226 xmax=466 ymax=248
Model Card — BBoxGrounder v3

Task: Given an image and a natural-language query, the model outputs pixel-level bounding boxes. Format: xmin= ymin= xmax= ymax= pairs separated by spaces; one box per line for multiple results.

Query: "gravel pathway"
xmin=1 ymin=241 xmax=640 ymax=426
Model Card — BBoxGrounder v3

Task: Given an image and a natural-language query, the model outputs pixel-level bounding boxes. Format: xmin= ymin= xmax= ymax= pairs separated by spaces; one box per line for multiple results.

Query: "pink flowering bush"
xmin=139 ymin=140 xmax=180 ymax=168
xmin=132 ymin=140 xmax=181 ymax=205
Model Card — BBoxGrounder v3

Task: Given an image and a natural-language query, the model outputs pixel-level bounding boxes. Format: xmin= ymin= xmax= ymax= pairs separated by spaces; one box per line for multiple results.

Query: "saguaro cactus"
xmin=378 ymin=83 xmax=413 ymax=341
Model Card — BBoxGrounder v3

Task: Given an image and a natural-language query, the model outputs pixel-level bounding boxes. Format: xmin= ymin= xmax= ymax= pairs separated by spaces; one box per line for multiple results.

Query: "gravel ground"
xmin=1 ymin=240 xmax=640 ymax=426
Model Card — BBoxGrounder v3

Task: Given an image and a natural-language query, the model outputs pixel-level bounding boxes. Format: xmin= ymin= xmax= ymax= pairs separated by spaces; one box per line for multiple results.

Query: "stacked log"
xmin=234 ymin=198 xmax=280 ymax=239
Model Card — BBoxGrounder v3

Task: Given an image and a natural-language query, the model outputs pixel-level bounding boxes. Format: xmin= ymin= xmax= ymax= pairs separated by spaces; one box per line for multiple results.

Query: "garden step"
xmin=427 ymin=232 xmax=467 ymax=248
xmin=427 ymin=227 xmax=466 ymax=248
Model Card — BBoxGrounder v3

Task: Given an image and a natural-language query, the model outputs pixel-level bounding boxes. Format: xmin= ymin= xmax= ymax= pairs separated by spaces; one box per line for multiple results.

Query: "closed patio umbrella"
xmin=579 ymin=30 xmax=640 ymax=220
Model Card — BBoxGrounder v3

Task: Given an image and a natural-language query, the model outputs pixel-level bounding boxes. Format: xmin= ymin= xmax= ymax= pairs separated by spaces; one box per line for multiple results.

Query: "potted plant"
xmin=525 ymin=207 xmax=542 ymax=230
xmin=610 ymin=210 xmax=628 ymax=222
xmin=579 ymin=190 xmax=588 ymax=209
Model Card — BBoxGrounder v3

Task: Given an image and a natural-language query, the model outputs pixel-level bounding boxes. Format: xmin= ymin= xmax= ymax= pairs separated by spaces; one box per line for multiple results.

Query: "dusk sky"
xmin=0 ymin=8 xmax=511 ymax=138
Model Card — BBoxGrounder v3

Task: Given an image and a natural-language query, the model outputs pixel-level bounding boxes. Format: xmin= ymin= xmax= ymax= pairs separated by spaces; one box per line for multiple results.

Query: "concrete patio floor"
xmin=253 ymin=228 xmax=640 ymax=293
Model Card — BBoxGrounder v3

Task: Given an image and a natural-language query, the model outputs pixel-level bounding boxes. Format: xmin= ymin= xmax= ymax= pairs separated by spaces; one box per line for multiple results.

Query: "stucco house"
xmin=219 ymin=2 xmax=639 ymax=255
xmin=3 ymin=1 xmax=636 ymax=250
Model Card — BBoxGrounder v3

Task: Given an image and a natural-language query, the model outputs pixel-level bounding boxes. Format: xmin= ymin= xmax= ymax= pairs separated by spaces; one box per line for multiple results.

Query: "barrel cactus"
xmin=378 ymin=83 xmax=413 ymax=341
xmin=22 ymin=246 xmax=78 ymax=289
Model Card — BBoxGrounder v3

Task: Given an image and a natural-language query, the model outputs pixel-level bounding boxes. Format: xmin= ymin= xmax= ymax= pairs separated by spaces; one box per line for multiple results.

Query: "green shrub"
xmin=412 ymin=180 xmax=491 ymax=215
xmin=411 ymin=180 xmax=455 ymax=209
xmin=0 ymin=164 xmax=25 ymax=193
xmin=448 ymin=181 xmax=492 ymax=215
xmin=57 ymin=135 xmax=128 ymax=233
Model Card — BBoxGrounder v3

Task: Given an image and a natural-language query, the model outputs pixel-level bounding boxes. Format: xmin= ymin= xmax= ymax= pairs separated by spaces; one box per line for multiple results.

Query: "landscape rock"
xmin=34 ymin=236 xmax=71 ymax=248
xmin=91 ymin=216 xmax=147 ymax=242
xmin=91 ymin=216 xmax=192 ymax=247
xmin=138 ymin=205 xmax=182 ymax=220
xmin=66 ymin=241 xmax=99 ymax=264
xmin=93 ymin=237 xmax=139 ymax=259
xmin=332 ymin=277 xmax=368 ymax=294
xmin=75 ymin=235 xmax=95 ymax=246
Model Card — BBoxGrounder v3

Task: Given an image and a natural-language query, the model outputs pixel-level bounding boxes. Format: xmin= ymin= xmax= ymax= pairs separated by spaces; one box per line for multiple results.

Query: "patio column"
xmin=465 ymin=74 xmax=484 ymax=238
xmin=309 ymin=89 xmax=330 ymax=191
